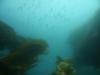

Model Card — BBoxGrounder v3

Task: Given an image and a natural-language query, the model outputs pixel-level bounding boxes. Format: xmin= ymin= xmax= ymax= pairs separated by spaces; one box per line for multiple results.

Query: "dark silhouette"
xmin=69 ymin=9 xmax=100 ymax=68
xmin=0 ymin=20 xmax=48 ymax=75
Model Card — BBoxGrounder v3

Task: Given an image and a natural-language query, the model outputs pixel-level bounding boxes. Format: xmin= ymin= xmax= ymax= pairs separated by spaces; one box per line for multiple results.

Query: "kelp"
xmin=0 ymin=39 xmax=48 ymax=75
xmin=0 ymin=20 xmax=48 ymax=75
xmin=53 ymin=56 xmax=75 ymax=75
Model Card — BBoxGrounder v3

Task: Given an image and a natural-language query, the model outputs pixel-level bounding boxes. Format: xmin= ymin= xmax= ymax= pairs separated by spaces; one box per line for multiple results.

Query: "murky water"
xmin=0 ymin=0 xmax=99 ymax=75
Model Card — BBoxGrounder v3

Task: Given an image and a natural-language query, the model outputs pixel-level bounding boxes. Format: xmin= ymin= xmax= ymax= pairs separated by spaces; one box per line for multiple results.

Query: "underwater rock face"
xmin=0 ymin=20 xmax=49 ymax=75
xmin=0 ymin=21 xmax=27 ymax=51
xmin=0 ymin=21 xmax=30 ymax=51
xmin=0 ymin=40 xmax=48 ymax=75
xmin=0 ymin=39 xmax=48 ymax=75
xmin=0 ymin=21 xmax=17 ymax=50
xmin=69 ymin=9 xmax=100 ymax=68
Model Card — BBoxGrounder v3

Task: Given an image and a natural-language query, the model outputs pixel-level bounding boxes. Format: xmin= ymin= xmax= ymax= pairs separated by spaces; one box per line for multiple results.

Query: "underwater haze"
xmin=0 ymin=0 xmax=99 ymax=75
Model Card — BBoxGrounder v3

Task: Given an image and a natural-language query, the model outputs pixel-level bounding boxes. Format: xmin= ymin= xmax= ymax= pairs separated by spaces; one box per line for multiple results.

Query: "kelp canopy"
xmin=0 ymin=20 xmax=48 ymax=75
